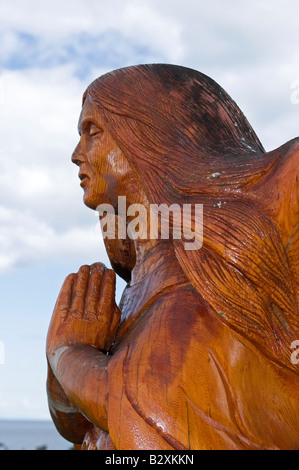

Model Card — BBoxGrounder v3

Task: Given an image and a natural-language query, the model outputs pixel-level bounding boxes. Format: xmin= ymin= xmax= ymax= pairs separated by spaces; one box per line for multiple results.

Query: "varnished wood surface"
xmin=46 ymin=64 xmax=299 ymax=450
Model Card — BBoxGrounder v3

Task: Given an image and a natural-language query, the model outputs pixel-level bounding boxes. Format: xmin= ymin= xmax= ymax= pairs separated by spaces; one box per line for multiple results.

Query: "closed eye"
xmin=89 ymin=123 xmax=103 ymax=137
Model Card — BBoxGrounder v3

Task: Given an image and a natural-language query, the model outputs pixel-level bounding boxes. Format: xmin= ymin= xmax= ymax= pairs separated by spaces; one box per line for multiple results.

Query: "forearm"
xmin=49 ymin=344 xmax=110 ymax=432
xmin=47 ymin=363 xmax=93 ymax=443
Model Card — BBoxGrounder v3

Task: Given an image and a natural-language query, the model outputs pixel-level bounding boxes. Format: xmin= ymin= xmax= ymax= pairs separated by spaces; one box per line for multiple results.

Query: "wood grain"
xmin=46 ymin=65 xmax=299 ymax=450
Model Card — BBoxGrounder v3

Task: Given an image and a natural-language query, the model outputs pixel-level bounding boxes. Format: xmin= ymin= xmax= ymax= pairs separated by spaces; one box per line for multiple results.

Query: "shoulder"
xmin=272 ymin=138 xmax=299 ymax=217
xmin=271 ymin=139 xmax=299 ymax=232
xmin=251 ymin=138 xmax=299 ymax=244
xmin=277 ymin=137 xmax=299 ymax=180
xmin=258 ymin=138 xmax=299 ymax=190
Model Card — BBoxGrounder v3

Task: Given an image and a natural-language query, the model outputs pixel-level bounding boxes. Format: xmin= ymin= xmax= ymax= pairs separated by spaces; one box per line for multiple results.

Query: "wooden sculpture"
xmin=46 ymin=64 xmax=299 ymax=450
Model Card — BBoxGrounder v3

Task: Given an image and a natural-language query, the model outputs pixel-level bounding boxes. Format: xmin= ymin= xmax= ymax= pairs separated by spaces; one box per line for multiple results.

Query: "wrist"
xmin=49 ymin=346 xmax=71 ymax=376
xmin=49 ymin=344 xmax=110 ymax=431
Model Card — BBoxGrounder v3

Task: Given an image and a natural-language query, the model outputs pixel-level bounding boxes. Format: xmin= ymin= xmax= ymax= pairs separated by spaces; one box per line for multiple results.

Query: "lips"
xmin=79 ymin=172 xmax=90 ymax=186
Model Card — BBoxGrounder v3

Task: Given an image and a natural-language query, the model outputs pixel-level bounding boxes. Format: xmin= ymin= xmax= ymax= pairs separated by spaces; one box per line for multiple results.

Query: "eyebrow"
xmin=78 ymin=117 xmax=97 ymax=135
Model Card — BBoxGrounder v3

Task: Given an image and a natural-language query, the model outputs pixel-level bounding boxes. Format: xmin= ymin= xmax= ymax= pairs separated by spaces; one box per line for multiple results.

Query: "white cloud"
xmin=0 ymin=65 xmax=110 ymax=275
xmin=0 ymin=202 xmax=107 ymax=274
xmin=0 ymin=0 xmax=184 ymax=64
xmin=0 ymin=0 xmax=298 ymax=276
xmin=0 ymin=0 xmax=298 ymax=277
xmin=0 ymin=0 xmax=299 ymax=422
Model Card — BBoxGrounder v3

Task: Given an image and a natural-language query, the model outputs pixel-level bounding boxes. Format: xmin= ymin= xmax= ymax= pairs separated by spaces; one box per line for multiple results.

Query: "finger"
xmin=91 ymin=262 xmax=107 ymax=271
xmin=70 ymin=265 xmax=90 ymax=318
xmin=103 ymin=303 xmax=121 ymax=351
xmin=47 ymin=273 xmax=76 ymax=352
xmin=97 ymin=269 xmax=116 ymax=327
xmin=55 ymin=273 xmax=76 ymax=319
xmin=109 ymin=304 xmax=121 ymax=339
xmin=83 ymin=263 xmax=105 ymax=319
xmin=98 ymin=270 xmax=120 ymax=351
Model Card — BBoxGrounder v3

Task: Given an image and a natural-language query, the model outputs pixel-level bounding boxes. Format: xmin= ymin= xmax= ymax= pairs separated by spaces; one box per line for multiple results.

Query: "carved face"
xmin=72 ymin=96 xmax=139 ymax=210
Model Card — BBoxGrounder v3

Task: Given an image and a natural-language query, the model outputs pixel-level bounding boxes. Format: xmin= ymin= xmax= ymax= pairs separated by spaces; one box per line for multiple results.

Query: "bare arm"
xmin=46 ymin=263 xmax=120 ymax=442
xmin=46 ymin=363 xmax=93 ymax=443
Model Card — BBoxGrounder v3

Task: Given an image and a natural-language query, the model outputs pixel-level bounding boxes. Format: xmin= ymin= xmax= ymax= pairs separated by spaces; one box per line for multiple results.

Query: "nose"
xmin=71 ymin=143 xmax=84 ymax=166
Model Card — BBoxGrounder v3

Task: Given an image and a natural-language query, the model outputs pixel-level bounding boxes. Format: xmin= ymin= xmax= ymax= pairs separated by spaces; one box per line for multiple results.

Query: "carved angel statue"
xmin=46 ymin=64 xmax=299 ymax=450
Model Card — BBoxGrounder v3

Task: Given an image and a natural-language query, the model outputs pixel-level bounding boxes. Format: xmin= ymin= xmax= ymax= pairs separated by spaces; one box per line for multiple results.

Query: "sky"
xmin=0 ymin=0 xmax=299 ymax=421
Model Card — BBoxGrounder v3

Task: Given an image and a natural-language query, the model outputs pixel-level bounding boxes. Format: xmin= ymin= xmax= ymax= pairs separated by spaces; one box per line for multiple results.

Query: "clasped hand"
xmin=46 ymin=262 xmax=121 ymax=362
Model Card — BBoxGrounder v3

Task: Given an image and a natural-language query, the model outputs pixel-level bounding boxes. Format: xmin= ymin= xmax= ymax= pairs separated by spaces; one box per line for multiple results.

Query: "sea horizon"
xmin=0 ymin=418 xmax=72 ymax=450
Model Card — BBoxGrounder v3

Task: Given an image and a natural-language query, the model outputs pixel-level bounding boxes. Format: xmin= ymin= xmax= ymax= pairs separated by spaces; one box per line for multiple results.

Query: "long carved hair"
xmin=84 ymin=64 xmax=298 ymax=372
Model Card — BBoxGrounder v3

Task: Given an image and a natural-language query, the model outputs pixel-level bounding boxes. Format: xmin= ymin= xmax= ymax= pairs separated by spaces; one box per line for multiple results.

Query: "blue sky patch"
xmin=0 ymin=30 xmax=160 ymax=78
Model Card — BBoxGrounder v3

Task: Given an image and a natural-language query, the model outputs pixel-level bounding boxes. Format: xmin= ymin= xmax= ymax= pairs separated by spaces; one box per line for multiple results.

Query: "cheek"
xmin=86 ymin=147 xmax=106 ymax=175
xmin=107 ymin=150 xmax=131 ymax=176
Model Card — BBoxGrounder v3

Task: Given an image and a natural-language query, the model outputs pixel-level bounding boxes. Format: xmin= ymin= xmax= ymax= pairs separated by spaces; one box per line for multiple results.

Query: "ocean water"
xmin=0 ymin=420 xmax=73 ymax=450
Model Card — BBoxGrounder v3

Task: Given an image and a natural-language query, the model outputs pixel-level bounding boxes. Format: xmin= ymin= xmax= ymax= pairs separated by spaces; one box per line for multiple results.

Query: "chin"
xmin=83 ymin=183 xmax=117 ymax=211
xmin=83 ymin=192 xmax=103 ymax=211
